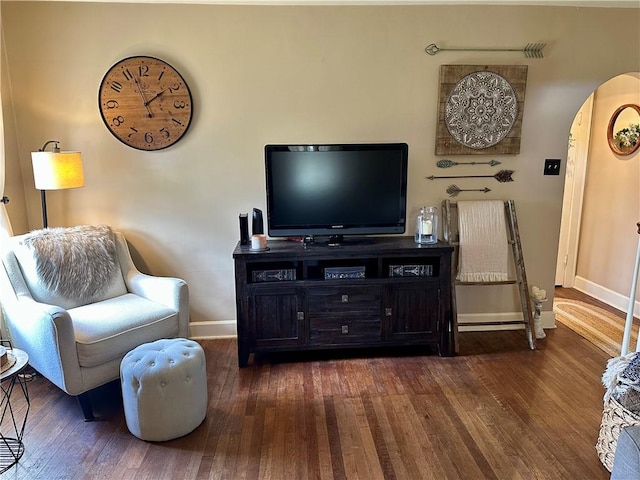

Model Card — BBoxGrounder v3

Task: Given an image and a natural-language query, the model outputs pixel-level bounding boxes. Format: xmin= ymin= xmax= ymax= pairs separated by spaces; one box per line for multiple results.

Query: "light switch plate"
xmin=544 ymin=159 xmax=561 ymax=175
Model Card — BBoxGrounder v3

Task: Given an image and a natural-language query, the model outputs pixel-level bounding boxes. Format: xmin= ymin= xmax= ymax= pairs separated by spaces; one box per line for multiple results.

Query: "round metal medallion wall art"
xmin=444 ymin=71 xmax=518 ymax=149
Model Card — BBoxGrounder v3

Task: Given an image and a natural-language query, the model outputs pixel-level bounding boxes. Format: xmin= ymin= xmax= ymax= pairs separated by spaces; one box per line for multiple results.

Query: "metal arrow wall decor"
xmin=436 ymin=159 xmax=501 ymax=168
xmin=426 ymin=169 xmax=515 ymax=183
xmin=425 ymin=42 xmax=546 ymax=59
xmin=445 ymin=185 xmax=491 ymax=197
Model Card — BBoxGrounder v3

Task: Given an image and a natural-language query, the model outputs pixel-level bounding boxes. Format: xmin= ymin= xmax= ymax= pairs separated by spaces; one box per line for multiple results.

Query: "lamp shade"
xmin=31 ymin=151 xmax=84 ymax=190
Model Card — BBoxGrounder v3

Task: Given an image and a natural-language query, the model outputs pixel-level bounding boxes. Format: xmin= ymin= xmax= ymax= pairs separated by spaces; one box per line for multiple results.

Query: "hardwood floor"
xmin=2 ymin=324 xmax=611 ymax=479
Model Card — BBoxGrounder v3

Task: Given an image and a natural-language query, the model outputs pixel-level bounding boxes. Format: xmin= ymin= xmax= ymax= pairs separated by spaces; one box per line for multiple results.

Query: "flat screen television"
xmin=265 ymin=143 xmax=409 ymax=243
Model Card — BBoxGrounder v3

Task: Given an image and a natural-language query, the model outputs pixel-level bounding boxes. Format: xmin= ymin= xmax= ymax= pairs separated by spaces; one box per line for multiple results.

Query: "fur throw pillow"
xmin=622 ymin=353 xmax=640 ymax=383
xmin=603 ymin=352 xmax=640 ymax=414
xmin=20 ymin=225 xmax=120 ymax=304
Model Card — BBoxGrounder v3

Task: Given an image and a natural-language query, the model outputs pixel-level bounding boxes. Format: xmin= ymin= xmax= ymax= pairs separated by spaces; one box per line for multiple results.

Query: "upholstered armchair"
xmin=0 ymin=225 xmax=189 ymax=421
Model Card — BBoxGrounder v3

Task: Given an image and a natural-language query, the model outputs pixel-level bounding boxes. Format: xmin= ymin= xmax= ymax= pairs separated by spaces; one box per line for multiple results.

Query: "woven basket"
xmin=596 ymin=396 xmax=640 ymax=472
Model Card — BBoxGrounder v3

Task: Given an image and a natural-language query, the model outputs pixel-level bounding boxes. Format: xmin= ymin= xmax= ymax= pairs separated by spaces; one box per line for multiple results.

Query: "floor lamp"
xmin=31 ymin=140 xmax=84 ymax=228
xmin=621 ymin=222 xmax=640 ymax=355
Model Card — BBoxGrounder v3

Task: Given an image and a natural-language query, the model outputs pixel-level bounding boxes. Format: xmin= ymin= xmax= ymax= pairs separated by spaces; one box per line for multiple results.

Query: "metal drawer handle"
xmin=342 ymin=294 xmax=349 ymax=303
xmin=341 ymin=325 xmax=349 ymax=334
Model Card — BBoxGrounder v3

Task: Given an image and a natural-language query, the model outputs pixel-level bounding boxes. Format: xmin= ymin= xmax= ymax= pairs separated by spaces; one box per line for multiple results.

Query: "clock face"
xmin=98 ymin=56 xmax=193 ymax=151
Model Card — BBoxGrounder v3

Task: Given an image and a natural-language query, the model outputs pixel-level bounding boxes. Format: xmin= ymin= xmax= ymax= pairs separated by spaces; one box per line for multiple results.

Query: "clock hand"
xmin=144 ymin=89 xmax=166 ymax=106
xmin=132 ymin=75 xmax=153 ymax=118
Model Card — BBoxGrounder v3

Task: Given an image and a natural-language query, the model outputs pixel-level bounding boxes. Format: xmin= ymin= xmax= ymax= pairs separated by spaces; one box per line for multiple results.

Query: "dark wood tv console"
xmin=232 ymin=237 xmax=455 ymax=367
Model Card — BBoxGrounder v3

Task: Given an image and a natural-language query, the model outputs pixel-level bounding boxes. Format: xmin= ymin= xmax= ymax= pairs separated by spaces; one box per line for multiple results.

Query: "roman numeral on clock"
xmin=110 ymin=81 xmax=123 ymax=93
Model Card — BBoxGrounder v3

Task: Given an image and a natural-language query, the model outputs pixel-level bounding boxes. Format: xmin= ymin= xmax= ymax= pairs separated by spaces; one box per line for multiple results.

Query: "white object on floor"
xmin=532 ymin=298 xmax=547 ymax=339
xmin=120 ymin=338 xmax=207 ymax=442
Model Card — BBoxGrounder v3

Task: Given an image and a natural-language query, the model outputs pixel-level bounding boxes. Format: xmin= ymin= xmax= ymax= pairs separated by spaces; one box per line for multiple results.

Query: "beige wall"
xmin=2 ymin=2 xmax=639 ymax=336
xmin=577 ymin=74 xmax=640 ymax=299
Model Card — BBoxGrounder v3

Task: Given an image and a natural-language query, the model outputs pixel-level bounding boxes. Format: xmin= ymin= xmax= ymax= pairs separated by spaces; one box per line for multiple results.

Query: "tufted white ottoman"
xmin=120 ymin=338 xmax=207 ymax=441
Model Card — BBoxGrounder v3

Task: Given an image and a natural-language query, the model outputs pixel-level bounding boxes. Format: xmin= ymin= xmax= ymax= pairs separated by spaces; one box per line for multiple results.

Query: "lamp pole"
xmin=621 ymin=222 xmax=640 ymax=355
xmin=35 ymin=141 xmax=59 ymax=229
xmin=40 ymin=191 xmax=48 ymax=229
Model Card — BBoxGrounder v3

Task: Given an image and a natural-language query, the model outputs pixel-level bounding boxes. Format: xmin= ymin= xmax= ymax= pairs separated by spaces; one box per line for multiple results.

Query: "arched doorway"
xmin=555 ymin=73 xmax=640 ymax=314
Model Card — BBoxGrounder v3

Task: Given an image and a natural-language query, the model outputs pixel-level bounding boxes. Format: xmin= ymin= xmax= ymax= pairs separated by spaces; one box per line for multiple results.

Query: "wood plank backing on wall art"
xmin=436 ymin=65 xmax=528 ymax=155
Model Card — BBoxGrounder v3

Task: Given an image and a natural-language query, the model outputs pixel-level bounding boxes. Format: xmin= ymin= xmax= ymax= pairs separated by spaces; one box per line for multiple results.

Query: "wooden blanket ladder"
xmin=442 ymin=199 xmax=536 ymax=352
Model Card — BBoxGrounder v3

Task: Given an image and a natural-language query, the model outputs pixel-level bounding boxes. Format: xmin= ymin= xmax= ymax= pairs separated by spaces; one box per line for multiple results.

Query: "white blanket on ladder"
xmin=457 ymin=200 xmax=509 ymax=282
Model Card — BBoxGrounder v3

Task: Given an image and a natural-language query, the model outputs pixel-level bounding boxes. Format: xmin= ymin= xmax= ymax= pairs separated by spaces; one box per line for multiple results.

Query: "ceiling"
xmin=10 ymin=0 xmax=640 ymax=5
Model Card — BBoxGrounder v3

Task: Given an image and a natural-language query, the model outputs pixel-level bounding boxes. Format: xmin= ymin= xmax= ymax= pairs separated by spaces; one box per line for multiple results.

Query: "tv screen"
xmin=265 ymin=143 xmax=408 ymax=240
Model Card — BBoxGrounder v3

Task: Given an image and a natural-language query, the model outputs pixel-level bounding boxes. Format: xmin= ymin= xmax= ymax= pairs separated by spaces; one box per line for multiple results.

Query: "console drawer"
xmin=308 ymin=286 xmax=381 ymax=315
xmin=309 ymin=316 xmax=381 ymax=345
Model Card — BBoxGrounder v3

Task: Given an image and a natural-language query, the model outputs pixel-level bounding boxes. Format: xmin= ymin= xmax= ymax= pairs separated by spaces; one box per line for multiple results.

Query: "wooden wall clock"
xmin=98 ymin=56 xmax=193 ymax=151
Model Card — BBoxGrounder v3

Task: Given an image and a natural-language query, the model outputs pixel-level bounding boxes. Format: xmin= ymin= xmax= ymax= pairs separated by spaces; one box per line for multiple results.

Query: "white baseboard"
xmin=190 ymin=311 xmax=556 ymax=339
xmin=189 ymin=320 xmax=237 ymax=339
xmin=573 ymin=276 xmax=640 ymax=317
xmin=458 ymin=311 xmax=556 ymax=332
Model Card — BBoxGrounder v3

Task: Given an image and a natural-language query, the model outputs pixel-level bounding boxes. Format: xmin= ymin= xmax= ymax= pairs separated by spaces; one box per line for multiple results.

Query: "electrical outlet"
xmin=544 ymin=159 xmax=561 ymax=175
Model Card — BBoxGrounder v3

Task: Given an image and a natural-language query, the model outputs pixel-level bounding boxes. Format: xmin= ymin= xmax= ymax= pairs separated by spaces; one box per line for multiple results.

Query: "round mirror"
xmin=607 ymin=103 xmax=640 ymax=156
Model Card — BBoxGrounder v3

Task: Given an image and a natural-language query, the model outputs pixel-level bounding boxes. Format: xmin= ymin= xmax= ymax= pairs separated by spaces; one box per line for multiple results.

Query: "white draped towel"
xmin=456 ymin=200 xmax=509 ymax=283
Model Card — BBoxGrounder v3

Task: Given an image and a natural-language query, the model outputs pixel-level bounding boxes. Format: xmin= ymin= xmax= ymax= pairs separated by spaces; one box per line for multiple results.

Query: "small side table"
xmin=0 ymin=347 xmax=30 ymax=473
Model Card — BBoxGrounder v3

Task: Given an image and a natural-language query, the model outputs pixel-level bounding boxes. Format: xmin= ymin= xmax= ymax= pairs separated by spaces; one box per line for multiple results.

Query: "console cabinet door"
xmin=384 ymin=283 xmax=440 ymax=341
xmin=249 ymin=287 xmax=306 ymax=349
